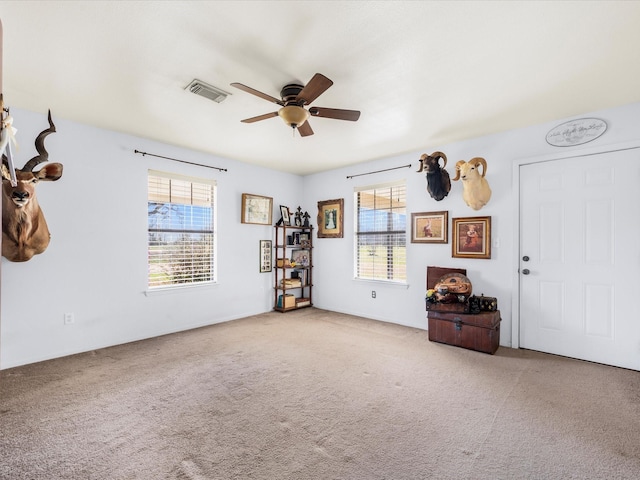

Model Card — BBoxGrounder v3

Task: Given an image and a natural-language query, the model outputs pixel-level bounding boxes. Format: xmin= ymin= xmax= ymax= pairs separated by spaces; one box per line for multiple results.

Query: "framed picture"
xmin=259 ymin=239 xmax=272 ymax=272
xmin=299 ymin=232 xmax=311 ymax=248
xmin=291 ymin=249 xmax=310 ymax=267
xmin=411 ymin=211 xmax=448 ymax=244
xmin=317 ymin=198 xmax=344 ymax=238
xmin=452 ymin=216 xmax=491 ymax=259
xmin=280 ymin=205 xmax=291 ymax=226
xmin=241 ymin=193 xmax=273 ymax=225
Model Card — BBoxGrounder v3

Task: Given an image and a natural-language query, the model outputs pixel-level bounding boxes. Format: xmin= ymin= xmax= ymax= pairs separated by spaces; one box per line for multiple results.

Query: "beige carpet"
xmin=1 ymin=308 xmax=639 ymax=479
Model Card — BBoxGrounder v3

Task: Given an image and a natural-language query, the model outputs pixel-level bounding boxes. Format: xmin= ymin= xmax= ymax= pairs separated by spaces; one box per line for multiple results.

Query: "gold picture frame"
xmin=317 ymin=198 xmax=344 ymax=238
xmin=452 ymin=216 xmax=491 ymax=259
xmin=241 ymin=193 xmax=273 ymax=225
xmin=411 ymin=211 xmax=448 ymax=244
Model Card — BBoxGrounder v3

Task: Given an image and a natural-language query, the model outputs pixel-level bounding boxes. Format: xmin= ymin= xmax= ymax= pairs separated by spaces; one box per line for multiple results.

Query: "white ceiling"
xmin=2 ymin=1 xmax=640 ymax=175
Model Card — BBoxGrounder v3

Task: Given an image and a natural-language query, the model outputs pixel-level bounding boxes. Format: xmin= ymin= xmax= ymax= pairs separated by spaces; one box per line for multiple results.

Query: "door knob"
xmin=522 ymin=269 xmax=530 ymax=275
xmin=522 ymin=256 xmax=530 ymax=262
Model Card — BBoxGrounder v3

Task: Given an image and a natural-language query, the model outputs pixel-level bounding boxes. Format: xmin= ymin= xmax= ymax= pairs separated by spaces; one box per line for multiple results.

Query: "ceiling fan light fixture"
xmin=278 ymin=105 xmax=309 ymax=128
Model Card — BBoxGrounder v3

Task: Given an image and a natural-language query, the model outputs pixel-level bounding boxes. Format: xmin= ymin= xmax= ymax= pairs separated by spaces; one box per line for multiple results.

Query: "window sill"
xmin=352 ymin=278 xmax=409 ymax=289
xmin=144 ymin=282 xmax=218 ymax=296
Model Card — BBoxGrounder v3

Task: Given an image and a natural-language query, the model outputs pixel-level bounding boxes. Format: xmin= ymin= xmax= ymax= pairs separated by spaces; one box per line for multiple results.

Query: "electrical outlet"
xmin=64 ymin=313 xmax=75 ymax=325
xmin=371 ymin=291 xmax=376 ymax=299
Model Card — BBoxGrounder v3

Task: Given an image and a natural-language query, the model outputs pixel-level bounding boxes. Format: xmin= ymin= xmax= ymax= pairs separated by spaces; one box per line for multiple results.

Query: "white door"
xmin=519 ymin=148 xmax=640 ymax=370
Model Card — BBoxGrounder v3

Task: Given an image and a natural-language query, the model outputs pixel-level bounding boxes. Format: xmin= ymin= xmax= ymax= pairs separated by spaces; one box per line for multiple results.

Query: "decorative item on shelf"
xmin=296 ymin=298 xmax=311 ymax=307
xmin=276 ymin=258 xmax=293 ymax=268
xmin=293 ymin=268 xmax=308 ymax=285
xmin=277 ymin=294 xmax=296 ymax=309
xmin=291 ymin=249 xmax=310 ymax=267
xmin=280 ymin=277 xmax=302 ymax=288
xmin=299 ymin=232 xmax=311 ymax=248
xmin=302 ymin=211 xmax=311 ymax=227
xmin=279 ymin=205 xmax=291 ymax=226
xmin=294 ymin=206 xmax=303 ymax=226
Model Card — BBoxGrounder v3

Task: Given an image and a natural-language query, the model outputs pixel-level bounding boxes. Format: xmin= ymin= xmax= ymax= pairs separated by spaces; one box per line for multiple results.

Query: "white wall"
xmin=303 ymin=102 xmax=640 ymax=345
xmin=0 ymin=108 xmax=305 ymax=368
xmin=2 ymin=102 xmax=639 ymax=368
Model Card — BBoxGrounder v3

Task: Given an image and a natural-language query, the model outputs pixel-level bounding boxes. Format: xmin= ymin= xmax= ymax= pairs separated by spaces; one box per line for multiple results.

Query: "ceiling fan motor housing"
xmin=280 ymin=84 xmax=304 ymax=105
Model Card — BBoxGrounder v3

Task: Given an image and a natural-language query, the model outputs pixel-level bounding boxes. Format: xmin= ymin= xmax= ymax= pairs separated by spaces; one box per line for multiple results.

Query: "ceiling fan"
xmin=230 ymin=73 xmax=360 ymax=137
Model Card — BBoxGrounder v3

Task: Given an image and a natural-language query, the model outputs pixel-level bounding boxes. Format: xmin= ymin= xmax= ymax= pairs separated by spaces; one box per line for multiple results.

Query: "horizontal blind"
xmin=355 ymin=181 xmax=407 ymax=282
xmin=148 ymin=172 xmax=216 ymax=288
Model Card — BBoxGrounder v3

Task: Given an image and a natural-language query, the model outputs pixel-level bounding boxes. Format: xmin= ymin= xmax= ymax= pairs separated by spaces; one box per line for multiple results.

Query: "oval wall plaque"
xmin=546 ymin=118 xmax=607 ymax=147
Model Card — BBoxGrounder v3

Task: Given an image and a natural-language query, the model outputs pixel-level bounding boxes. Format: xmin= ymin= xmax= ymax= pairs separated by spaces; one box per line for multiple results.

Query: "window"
xmin=147 ymin=170 xmax=216 ymax=289
xmin=354 ymin=181 xmax=407 ymax=282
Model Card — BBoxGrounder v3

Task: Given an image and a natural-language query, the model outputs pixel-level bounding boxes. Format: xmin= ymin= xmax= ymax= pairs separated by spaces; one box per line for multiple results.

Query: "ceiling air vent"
xmin=185 ymin=79 xmax=230 ymax=103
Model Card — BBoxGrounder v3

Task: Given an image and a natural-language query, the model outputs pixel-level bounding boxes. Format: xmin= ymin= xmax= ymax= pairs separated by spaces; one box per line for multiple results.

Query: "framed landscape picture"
xmin=317 ymin=198 xmax=344 ymax=238
xmin=411 ymin=211 xmax=448 ymax=244
xmin=452 ymin=216 xmax=491 ymax=259
xmin=241 ymin=193 xmax=273 ymax=225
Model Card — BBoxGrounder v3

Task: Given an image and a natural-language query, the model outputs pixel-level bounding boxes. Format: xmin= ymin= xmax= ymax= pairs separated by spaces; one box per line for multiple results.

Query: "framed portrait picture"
xmin=317 ymin=198 xmax=344 ymax=238
xmin=291 ymin=249 xmax=310 ymax=267
xmin=259 ymin=239 xmax=272 ymax=273
xmin=280 ymin=205 xmax=291 ymax=226
xmin=241 ymin=193 xmax=273 ymax=225
xmin=452 ymin=216 xmax=491 ymax=259
xmin=411 ymin=211 xmax=448 ymax=244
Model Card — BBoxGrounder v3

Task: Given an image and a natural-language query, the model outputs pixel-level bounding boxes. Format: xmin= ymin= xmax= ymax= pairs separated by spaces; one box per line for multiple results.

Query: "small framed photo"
xmin=317 ymin=198 xmax=344 ymax=238
xmin=241 ymin=193 xmax=273 ymax=225
xmin=452 ymin=216 xmax=491 ymax=259
xmin=411 ymin=211 xmax=448 ymax=244
xmin=299 ymin=232 xmax=311 ymax=248
xmin=259 ymin=239 xmax=272 ymax=272
xmin=280 ymin=205 xmax=291 ymax=226
xmin=291 ymin=249 xmax=310 ymax=267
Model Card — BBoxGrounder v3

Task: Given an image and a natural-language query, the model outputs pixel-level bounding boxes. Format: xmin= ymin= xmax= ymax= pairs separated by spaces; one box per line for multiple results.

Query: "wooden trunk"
xmin=427 ymin=310 xmax=501 ymax=354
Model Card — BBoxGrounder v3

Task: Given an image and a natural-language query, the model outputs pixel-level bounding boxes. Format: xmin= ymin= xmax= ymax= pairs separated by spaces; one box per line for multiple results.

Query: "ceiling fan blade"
xmin=297 ymin=121 xmax=314 ymax=137
xmin=296 ymin=73 xmax=333 ymax=105
xmin=230 ymin=82 xmax=284 ymax=105
xmin=309 ymin=107 xmax=361 ymax=121
xmin=240 ymin=112 xmax=279 ymax=123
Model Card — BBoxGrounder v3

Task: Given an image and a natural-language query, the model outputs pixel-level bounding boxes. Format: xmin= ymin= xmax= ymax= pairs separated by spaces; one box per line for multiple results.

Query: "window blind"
xmin=354 ymin=181 xmax=407 ymax=282
xmin=148 ymin=171 xmax=216 ymax=288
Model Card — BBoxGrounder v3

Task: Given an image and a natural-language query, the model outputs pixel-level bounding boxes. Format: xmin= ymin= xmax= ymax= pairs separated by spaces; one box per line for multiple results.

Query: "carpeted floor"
xmin=1 ymin=308 xmax=639 ymax=479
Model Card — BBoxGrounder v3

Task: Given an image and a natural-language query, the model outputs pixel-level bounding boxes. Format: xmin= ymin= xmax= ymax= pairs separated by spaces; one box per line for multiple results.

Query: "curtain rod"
xmin=346 ymin=163 xmax=411 ymax=179
xmin=134 ymin=149 xmax=228 ymax=172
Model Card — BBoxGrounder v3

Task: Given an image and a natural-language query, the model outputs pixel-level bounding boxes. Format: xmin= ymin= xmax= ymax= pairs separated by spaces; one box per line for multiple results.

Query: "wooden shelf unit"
xmin=274 ymin=225 xmax=313 ymax=312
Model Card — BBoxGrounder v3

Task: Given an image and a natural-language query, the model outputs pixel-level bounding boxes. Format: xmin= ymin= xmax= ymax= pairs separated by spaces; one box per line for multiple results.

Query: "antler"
xmin=21 ymin=110 xmax=56 ymax=172
xmin=471 ymin=157 xmax=487 ymax=177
